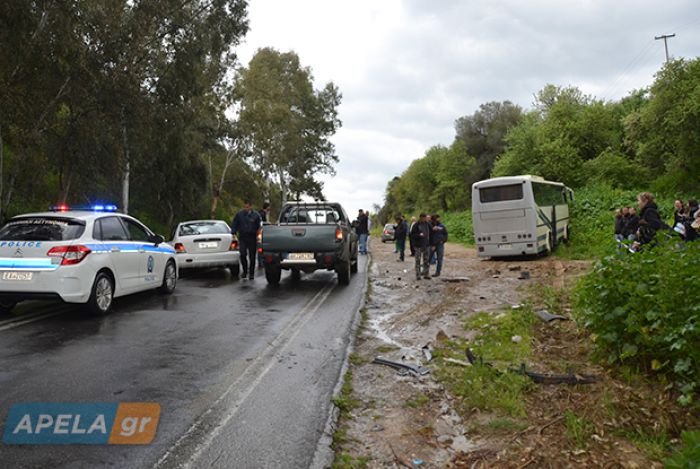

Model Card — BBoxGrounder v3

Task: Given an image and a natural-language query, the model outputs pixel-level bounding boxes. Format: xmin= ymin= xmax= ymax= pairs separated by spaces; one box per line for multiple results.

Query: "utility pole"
xmin=654 ymin=33 xmax=676 ymax=63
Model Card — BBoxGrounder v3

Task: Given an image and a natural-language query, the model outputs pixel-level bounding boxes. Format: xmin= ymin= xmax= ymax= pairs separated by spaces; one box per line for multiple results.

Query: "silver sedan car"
xmin=172 ymin=220 xmax=240 ymax=277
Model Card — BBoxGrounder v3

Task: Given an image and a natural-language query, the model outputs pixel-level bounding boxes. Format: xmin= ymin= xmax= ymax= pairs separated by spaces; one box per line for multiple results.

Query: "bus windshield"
xmin=479 ymin=184 xmax=523 ymax=203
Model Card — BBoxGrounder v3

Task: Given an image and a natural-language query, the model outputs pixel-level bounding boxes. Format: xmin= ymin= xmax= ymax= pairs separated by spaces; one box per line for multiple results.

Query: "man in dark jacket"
xmin=430 ymin=214 xmax=448 ymax=277
xmin=231 ymin=200 xmax=262 ymax=280
xmin=410 ymin=213 xmax=431 ymax=280
xmin=394 ymin=215 xmax=408 ymax=262
xmin=356 ymin=210 xmax=369 ymax=254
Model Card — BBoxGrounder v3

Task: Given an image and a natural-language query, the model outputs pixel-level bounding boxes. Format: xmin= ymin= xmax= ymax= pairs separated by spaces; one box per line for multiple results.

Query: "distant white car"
xmin=172 ymin=220 xmax=240 ymax=277
xmin=0 ymin=205 xmax=177 ymax=316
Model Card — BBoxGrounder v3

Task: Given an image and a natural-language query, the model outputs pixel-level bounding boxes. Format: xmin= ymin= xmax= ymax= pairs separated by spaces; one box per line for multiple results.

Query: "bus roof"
xmin=472 ymin=175 xmax=565 ymax=189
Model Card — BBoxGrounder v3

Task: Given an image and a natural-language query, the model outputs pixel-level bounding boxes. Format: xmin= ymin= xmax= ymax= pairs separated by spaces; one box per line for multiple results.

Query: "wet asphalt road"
xmin=0 ymin=256 xmax=367 ymax=469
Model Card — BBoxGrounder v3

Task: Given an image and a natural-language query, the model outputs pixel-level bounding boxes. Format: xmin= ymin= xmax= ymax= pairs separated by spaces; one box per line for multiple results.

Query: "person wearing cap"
xmin=410 ymin=213 xmax=431 ymax=280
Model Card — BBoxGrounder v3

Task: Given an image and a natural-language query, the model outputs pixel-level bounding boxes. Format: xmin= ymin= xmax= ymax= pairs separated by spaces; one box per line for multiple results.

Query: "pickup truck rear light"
xmin=47 ymin=245 xmax=91 ymax=265
xmin=229 ymin=240 xmax=239 ymax=251
xmin=256 ymin=228 xmax=262 ymax=245
xmin=174 ymin=243 xmax=186 ymax=253
xmin=335 ymin=228 xmax=343 ymax=242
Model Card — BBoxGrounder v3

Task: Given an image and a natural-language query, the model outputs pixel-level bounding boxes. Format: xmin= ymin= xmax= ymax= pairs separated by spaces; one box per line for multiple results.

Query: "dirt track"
xmin=333 ymin=238 xmax=680 ymax=468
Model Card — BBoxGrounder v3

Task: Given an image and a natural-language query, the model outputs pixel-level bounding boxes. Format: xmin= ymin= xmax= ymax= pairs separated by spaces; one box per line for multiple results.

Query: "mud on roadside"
xmin=331 ymin=239 xmax=694 ymax=468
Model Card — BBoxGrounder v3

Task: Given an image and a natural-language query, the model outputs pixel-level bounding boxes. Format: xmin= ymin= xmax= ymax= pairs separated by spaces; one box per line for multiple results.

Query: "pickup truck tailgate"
xmin=262 ymin=225 xmax=340 ymax=253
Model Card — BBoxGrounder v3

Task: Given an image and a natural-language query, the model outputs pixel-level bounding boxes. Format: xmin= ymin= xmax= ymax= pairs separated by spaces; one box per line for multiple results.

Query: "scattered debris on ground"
xmin=331 ymin=240 xmax=697 ymax=469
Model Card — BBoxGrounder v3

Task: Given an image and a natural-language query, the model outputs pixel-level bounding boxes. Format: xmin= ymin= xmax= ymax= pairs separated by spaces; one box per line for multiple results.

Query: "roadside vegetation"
xmin=372 ymin=56 xmax=700 ymax=466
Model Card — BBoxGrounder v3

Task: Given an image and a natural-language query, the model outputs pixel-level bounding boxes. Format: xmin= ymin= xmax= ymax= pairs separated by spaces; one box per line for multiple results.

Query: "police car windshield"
xmin=0 ymin=217 xmax=86 ymax=241
xmin=179 ymin=222 xmax=230 ymax=237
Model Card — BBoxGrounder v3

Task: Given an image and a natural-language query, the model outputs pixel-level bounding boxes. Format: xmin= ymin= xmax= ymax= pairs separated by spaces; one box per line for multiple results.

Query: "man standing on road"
xmin=394 ymin=215 xmax=408 ymax=262
xmin=356 ymin=209 xmax=369 ymax=254
xmin=231 ymin=200 xmax=262 ymax=280
xmin=430 ymin=214 xmax=448 ymax=277
xmin=410 ymin=213 xmax=431 ymax=280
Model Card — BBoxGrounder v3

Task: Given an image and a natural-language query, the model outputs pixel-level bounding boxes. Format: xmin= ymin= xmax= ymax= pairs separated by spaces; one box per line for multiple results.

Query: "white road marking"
xmin=0 ymin=307 xmax=71 ymax=331
xmin=154 ymin=280 xmax=337 ymax=469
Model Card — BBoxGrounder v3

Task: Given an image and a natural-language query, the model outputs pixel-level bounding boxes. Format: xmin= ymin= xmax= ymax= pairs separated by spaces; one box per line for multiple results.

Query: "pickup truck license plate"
xmin=497 ymin=243 xmax=512 ymax=250
xmin=198 ymin=242 xmax=218 ymax=249
xmin=288 ymin=252 xmax=314 ymax=261
xmin=2 ymin=272 xmax=33 ymax=281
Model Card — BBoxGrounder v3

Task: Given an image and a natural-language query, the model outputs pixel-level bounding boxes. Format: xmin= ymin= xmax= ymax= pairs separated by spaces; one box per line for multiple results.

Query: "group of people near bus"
xmin=390 ymin=213 xmax=448 ymax=280
xmin=614 ymin=192 xmax=700 ymax=251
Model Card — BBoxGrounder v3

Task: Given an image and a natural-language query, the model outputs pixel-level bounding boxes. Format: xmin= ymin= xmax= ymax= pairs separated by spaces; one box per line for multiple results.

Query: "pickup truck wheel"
xmin=337 ymin=261 xmax=351 ymax=286
xmin=291 ymin=268 xmax=301 ymax=281
xmin=350 ymin=257 xmax=358 ymax=274
xmin=0 ymin=300 xmax=17 ymax=315
xmin=265 ymin=264 xmax=281 ymax=285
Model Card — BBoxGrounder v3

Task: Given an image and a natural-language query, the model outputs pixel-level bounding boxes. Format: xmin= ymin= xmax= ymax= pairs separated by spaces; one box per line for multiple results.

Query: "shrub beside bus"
xmin=471 ymin=175 xmax=574 ymax=258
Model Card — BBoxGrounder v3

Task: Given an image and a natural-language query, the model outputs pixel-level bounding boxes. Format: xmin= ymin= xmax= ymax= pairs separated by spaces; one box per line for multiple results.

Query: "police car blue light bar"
xmin=49 ymin=204 xmax=118 ymax=212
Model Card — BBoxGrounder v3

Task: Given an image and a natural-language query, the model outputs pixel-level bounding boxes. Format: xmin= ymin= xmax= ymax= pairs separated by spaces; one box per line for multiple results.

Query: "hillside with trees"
xmin=378 ymin=58 xmax=700 ymax=223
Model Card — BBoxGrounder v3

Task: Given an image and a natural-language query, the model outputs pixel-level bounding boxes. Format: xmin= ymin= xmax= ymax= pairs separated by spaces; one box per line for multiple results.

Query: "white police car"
xmin=0 ymin=205 xmax=177 ymax=315
xmin=172 ymin=220 xmax=241 ymax=276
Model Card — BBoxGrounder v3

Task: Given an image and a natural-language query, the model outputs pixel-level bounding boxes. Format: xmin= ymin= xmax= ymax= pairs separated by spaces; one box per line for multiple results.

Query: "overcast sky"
xmin=236 ymin=0 xmax=700 ymax=218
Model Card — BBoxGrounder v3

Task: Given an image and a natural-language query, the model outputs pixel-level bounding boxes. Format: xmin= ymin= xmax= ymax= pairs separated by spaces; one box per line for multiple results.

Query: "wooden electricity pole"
xmin=654 ymin=33 xmax=676 ymax=63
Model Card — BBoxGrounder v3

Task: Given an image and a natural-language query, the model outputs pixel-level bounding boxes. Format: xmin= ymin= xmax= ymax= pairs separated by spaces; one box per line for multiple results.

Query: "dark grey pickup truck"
xmin=259 ymin=202 xmax=359 ymax=285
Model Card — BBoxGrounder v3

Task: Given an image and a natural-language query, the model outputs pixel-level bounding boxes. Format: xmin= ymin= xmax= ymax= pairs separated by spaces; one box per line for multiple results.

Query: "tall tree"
xmin=236 ymin=48 xmax=342 ymax=205
xmin=454 ymin=101 xmax=522 ymax=180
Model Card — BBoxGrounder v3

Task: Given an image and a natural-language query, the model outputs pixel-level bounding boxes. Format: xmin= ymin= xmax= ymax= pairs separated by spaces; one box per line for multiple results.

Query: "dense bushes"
xmin=575 ymin=239 xmax=700 ymax=404
xmin=441 ymin=210 xmax=474 ymax=246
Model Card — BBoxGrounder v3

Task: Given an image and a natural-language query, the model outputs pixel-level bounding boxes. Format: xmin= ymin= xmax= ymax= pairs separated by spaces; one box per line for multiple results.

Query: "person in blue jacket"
xmin=231 ymin=200 xmax=262 ymax=280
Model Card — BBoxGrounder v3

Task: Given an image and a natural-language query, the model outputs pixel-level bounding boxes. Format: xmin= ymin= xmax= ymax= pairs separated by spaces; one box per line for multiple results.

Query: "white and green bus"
xmin=471 ymin=175 xmax=574 ymax=257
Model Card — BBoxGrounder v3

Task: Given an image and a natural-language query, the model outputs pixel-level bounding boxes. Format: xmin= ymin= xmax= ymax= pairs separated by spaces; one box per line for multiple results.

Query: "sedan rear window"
xmin=0 ymin=217 xmax=86 ymax=241
xmin=179 ymin=222 xmax=230 ymax=237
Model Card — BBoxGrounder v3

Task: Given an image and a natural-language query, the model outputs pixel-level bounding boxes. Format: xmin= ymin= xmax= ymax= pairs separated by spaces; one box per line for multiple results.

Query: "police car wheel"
xmin=0 ymin=300 xmax=17 ymax=315
xmin=158 ymin=260 xmax=177 ymax=294
xmin=87 ymin=272 xmax=114 ymax=316
xmin=229 ymin=263 xmax=240 ymax=278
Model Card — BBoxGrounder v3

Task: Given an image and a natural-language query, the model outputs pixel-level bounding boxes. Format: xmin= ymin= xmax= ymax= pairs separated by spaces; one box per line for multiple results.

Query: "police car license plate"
xmin=289 ymin=252 xmax=314 ymax=261
xmin=497 ymin=243 xmax=512 ymax=250
xmin=2 ymin=272 xmax=33 ymax=281
xmin=198 ymin=242 xmax=217 ymax=249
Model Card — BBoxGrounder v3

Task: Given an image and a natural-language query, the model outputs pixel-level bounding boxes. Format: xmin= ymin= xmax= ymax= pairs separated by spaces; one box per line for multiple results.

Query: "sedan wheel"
xmin=87 ymin=272 xmax=114 ymax=316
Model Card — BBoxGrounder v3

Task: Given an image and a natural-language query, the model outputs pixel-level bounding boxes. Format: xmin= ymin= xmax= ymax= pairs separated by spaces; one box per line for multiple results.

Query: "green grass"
xmin=331 ymin=454 xmax=370 ymax=469
xmin=376 ymin=345 xmax=399 ymax=354
xmin=348 ymin=353 xmax=369 ymax=366
xmin=620 ymin=428 xmax=672 ymax=461
xmin=434 ymin=305 xmax=537 ymax=417
xmin=404 ymin=393 xmax=430 ymax=408
xmin=564 ymin=410 xmax=595 ymax=449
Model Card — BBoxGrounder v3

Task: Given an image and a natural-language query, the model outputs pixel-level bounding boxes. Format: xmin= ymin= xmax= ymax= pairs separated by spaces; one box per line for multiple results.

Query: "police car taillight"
xmin=47 ymin=245 xmax=92 ymax=265
xmin=174 ymin=243 xmax=186 ymax=253
xmin=229 ymin=240 xmax=239 ymax=251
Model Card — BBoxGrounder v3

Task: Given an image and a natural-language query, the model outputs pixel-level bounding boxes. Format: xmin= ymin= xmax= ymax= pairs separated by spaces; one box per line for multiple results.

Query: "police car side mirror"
xmin=149 ymin=234 xmax=165 ymax=246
